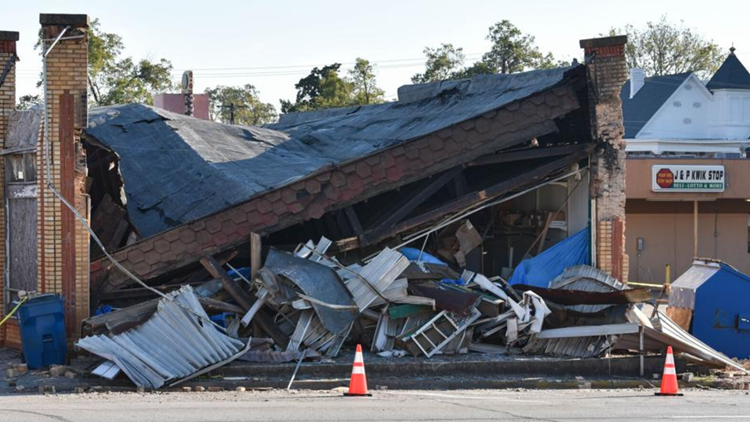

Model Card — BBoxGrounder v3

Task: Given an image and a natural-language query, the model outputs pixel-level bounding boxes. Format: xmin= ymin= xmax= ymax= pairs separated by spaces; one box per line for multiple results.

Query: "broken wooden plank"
xmin=198 ymin=297 xmax=245 ymax=315
xmin=200 ymin=256 xmax=289 ymax=349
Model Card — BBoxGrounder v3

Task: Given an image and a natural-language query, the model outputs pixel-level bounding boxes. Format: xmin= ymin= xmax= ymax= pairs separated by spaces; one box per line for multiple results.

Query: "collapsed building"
xmin=1 ymin=14 xmax=743 ymax=388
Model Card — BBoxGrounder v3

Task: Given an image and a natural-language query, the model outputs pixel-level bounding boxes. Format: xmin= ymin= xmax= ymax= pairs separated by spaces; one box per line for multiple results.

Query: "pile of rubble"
xmin=76 ymin=231 xmax=747 ymax=389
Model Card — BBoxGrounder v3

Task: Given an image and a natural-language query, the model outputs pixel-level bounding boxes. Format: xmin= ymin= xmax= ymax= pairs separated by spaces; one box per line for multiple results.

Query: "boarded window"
xmin=4 ymin=152 xmax=38 ymax=310
xmin=5 ymin=153 xmax=37 ymax=183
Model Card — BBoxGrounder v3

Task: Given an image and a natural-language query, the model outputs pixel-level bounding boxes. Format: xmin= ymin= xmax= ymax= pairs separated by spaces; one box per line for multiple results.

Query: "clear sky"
xmin=3 ymin=0 xmax=748 ymax=109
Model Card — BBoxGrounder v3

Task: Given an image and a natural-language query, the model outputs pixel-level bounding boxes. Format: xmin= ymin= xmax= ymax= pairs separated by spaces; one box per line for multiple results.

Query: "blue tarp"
xmin=400 ymin=248 xmax=447 ymax=266
xmin=508 ymin=227 xmax=591 ymax=288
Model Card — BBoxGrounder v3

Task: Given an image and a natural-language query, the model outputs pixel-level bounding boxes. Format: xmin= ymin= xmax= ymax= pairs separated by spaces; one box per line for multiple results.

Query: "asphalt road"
xmin=1 ymin=389 xmax=750 ymax=422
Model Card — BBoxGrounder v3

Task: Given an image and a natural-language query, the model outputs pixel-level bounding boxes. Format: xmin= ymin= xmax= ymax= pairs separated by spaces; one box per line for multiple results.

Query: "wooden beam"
xmin=250 ymin=232 xmax=262 ymax=275
xmin=452 ymin=172 xmax=469 ymax=196
xmin=367 ymin=167 xmax=463 ymax=234
xmin=468 ymin=144 xmax=590 ymax=167
xmin=201 ymin=256 xmax=254 ymax=309
xmin=249 ymin=232 xmax=263 ymax=339
xmin=200 ymin=256 xmax=289 ymax=348
xmin=361 ymin=149 xmax=590 ymax=246
xmin=344 ymin=206 xmax=364 ymax=236
xmin=536 ymin=212 xmax=554 ymax=255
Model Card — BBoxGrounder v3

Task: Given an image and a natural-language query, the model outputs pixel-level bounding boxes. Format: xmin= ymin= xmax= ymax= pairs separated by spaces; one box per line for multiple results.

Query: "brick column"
xmin=0 ymin=30 xmax=18 ymax=346
xmin=39 ymin=14 xmax=90 ymax=341
xmin=580 ymin=36 xmax=629 ymax=282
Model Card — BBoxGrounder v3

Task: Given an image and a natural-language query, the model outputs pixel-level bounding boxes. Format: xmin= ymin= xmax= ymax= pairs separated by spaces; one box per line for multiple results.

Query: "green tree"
xmin=411 ymin=44 xmax=466 ymax=83
xmin=347 ymin=58 xmax=385 ymax=105
xmin=205 ymin=84 xmax=277 ymax=126
xmin=481 ymin=20 xmax=559 ymax=74
xmin=452 ymin=61 xmax=494 ymax=80
xmin=80 ymin=18 xmax=176 ymax=106
xmin=281 ymin=63 xmax=354 ymax=113
xmin=17 ymin=94 xmax=42 ymax=110
xmin=412 ymin=22 xmax=564 ymax=84
xmin=612 ymin=15 xmax=724 ymax=79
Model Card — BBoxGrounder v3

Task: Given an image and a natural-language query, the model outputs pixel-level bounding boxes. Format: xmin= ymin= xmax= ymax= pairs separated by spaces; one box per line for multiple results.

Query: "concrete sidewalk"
xmin=5 ymin=346 xmax=747 ymax=394
xmin=2 ymin=389 xmax=750 ymax=422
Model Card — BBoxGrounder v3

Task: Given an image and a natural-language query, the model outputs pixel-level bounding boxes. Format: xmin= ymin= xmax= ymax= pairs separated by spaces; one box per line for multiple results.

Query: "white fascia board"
xmin=625 ymin=138 xmax=748 ymax=154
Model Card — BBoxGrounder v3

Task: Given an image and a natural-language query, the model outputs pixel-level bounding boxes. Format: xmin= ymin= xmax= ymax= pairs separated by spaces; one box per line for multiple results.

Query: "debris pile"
xmin=76 ymin=232 xmax=748 ymax=389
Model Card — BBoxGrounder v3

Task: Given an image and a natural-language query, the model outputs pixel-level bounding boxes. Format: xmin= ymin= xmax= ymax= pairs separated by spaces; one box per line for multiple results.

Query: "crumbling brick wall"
xmin=580 ymin=36 xmax=629 ymax=282
xmin=38 ymin=14 xmax=90 ymax=341
xmin=0 ymin=31 xmax=18 ymax=346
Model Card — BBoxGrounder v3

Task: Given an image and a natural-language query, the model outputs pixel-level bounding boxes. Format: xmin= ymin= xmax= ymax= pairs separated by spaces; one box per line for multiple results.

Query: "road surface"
xmin=1 ymin=389 xmax=749 ymax=421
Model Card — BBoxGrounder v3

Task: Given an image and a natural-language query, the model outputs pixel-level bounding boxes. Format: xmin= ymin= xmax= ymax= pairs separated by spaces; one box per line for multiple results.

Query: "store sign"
xmin=651 ymin=165 xmax=725 ymax=192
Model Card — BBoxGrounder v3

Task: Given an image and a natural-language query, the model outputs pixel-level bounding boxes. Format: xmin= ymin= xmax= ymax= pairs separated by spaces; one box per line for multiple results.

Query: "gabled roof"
xmin=706 ymin=49 xmax=750 ymax=91
xmin=620 ymin=73 xmax=691 ymax=138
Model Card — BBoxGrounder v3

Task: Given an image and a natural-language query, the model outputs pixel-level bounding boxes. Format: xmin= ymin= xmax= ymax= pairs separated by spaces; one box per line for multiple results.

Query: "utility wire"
xmin=41 ymin=28 xmax=226 ymax=331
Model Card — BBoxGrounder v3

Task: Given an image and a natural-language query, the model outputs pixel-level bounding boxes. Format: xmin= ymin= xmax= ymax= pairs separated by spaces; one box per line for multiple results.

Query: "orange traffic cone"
xmin=344 ymin=344 xmax=371 ymax=397
xmin=655 ymin=346 xmax=683 ymax=396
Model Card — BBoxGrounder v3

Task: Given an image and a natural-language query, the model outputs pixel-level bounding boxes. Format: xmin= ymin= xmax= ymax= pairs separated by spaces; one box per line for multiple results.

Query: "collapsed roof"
xmin=85 ymin=67 xmax=575 ymax=238
xmin=86 ymin=65 xmax=592 ymax=301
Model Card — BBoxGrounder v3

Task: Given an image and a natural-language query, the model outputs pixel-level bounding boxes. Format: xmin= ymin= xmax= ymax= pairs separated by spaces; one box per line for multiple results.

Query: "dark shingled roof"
xmin=620 ymin=73 xmax=691 ymax=138
xmin=85 ymin=66 xmax=574 ymax=237
xmin=706 ymin=51 xmax=750 ymax=91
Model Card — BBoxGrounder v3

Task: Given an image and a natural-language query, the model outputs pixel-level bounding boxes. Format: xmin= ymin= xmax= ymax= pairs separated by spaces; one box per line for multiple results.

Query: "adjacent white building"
xmin=624 ymin=47 xmax=750 ymax=155
xmin=622 ymin=48 xmax=750 ymax=284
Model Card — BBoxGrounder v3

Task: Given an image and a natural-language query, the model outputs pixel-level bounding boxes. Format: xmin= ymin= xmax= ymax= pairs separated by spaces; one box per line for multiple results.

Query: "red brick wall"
xmin=580 ymin=36 xmax=629 ymax=281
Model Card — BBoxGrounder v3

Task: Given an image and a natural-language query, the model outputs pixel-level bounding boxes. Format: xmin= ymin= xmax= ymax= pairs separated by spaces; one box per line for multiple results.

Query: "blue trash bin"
xmin=17 ymin=294 xmax=67 ymax=369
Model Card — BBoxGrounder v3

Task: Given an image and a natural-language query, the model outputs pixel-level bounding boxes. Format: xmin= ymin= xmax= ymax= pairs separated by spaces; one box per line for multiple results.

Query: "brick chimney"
xmin=0 ymin=30 xmax=18 ymax=346
xmin=629 ymin=68 xmax=646 ymax=99
xmin=39 ymin=14 xmax=90 ymax=341
xmin=579 ymin=35 xmax=630 ymax=282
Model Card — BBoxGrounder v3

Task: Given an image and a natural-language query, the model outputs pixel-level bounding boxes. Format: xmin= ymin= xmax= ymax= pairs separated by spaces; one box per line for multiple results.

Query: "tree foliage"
xmin=348 ymin=58 xmax=385 ymax=105
xmin=482 ymin=20 xmax=559 ymax=74
xmin=281 ymin=63 xmax=350 ymax=113
xmin=17 ymin=94 xmax=42 ymax=110
xmin=85 ymin=18 xmax=176 ymax=106
xmin=612 ymin=15 xmax=724 ymax=78
xmin=204 ymin=84 xmax=278 ymax=126
xmin=411 ymin=44 xmax=466 ymax=83
xmin=282 ymin=60 xmax=385 ymax=113
xmin=412 ymin=20 xmax=565 ymax=83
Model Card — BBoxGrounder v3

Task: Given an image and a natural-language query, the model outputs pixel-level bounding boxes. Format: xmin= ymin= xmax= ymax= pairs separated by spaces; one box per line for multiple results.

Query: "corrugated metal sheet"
xmin=342 ymin=248 xmax=410 ymax=312
xmin=76 ymin=286 xmax=245 ymax=389
xmin=550 ymin=265 xmax=626 ymax=314
xmin=264 ymin=249 xmax=357 ymax=334
xmin=669 ymin=260 xmax=720 ymax=309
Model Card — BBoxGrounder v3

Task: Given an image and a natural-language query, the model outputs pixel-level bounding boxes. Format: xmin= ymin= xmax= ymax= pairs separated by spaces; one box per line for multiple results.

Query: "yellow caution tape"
xmin=0 ymin=296 xmax=28 ymax=328
xmin=627 ymin=281 xmax=663 ymax=288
